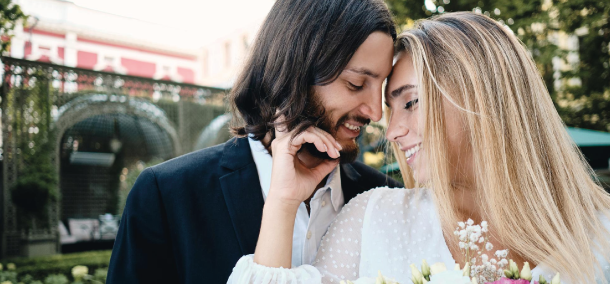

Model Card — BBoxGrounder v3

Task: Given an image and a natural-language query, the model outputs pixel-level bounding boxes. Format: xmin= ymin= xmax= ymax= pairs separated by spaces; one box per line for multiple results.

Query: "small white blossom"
xmin=481 ymin=221 xmax=488 ymax=232
xmin=485 ymin=243 xmax=494 ymax=251
xmin=458 ymin=222 xmax=466 ymax=228
xmin=470 ymin=234 xmax=479 ymax=243
xmin=466 ymin=219 xmax=474 ymax=226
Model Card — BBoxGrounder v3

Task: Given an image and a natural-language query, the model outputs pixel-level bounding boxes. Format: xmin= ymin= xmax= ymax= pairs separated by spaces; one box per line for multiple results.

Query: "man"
xmin=106 ymin=0 xmax=401 ymax=283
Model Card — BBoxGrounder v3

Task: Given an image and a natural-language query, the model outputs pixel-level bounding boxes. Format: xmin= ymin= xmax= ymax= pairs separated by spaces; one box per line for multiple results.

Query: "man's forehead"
xmin=344 ymin=67 xmax=380 ymax=79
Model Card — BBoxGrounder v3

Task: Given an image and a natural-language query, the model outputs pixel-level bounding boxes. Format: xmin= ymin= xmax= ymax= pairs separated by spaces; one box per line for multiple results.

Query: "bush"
xmin=2 ymin=251 xmax=111 ymax=281
xmin=44 ymin=274 xmax=69 ymax=284
xmin=0 ymin=271 xmax=18 ymax=283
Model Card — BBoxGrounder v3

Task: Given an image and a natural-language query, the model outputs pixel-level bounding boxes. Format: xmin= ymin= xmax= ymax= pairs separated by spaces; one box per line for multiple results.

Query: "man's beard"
xmin=299 ymin=96 xmax=370 ymax=164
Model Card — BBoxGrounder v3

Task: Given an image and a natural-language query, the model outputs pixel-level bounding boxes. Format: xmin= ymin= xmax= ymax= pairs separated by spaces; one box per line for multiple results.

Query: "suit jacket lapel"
xmin=340 ymin=163 xmax=365 ymax=203
xmin=219 ymin=138 xmax=265 ymax=255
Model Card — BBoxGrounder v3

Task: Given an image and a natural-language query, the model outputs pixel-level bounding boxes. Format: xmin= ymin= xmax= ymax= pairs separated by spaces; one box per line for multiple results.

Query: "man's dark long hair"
xmin=229 ymin=0 xmax=396 ymax=148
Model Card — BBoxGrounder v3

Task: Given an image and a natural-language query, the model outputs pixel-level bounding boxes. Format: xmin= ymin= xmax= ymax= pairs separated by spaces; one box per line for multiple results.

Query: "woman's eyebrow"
xmin=390 ymin=84 xmax=417 ymax=98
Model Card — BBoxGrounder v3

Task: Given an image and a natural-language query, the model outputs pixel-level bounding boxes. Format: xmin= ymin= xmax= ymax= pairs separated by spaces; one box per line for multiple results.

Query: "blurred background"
xmin=0 ymin=0 xmax=608 ymax=282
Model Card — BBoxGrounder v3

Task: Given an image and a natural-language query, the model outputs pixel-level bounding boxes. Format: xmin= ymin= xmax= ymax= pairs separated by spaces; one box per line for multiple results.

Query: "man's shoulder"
xmin=153 ymin=142 xmax=225 ymax=173
xmin=149 ymin=137 xmax=250 ymax=180
xmin=346 ymin=161 xmax=403 ymax=188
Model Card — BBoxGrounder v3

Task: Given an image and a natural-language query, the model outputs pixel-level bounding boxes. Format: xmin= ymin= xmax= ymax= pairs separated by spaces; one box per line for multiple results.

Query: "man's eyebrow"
xmin=390 ymin=84 xmax=417 ymax=98
xmin=345 ymin=67 xmax=380 ymax=79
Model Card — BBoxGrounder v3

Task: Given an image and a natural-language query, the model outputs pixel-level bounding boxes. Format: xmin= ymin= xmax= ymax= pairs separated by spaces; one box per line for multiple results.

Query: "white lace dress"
xmin=227 ymin=187 xmax=610 ymax=284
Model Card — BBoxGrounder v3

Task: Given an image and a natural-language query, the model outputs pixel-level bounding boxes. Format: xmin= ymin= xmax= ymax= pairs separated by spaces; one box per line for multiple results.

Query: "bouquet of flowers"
xmin=340 ymin=220 xmax=561 ymax=284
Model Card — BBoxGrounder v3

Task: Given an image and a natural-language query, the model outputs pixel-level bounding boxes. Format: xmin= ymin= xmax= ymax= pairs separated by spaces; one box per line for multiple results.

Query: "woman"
xmin=228 ymin=12 xmax=610 ymax=283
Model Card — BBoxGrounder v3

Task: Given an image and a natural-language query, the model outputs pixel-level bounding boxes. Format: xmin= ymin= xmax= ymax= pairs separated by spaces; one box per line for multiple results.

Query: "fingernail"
xmin=324 ymin=145 xmax=328 ymax=152
xmin=335 ymin=149 xmax=341 ymax=157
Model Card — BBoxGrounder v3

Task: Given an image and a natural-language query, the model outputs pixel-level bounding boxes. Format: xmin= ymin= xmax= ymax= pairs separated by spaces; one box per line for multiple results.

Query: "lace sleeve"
xmin=313 ymin=190 xmax=375 ymax=283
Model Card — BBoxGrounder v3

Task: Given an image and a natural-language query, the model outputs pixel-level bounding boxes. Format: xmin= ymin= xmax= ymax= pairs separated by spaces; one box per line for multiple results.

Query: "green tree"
xmin=553 ymin=0 xmax=610 ymax=131
xmin=385 ymin=0 xmax=610 ymax=131
xmin=0 ymin=0 xmax=28 ymax=54
xmin=9 ymin=70 xmax=58 ymax=231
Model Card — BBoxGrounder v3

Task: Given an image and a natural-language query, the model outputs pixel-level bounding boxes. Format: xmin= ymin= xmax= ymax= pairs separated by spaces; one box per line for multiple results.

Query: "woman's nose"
xmin=385 ymin=113 xmax=408 ymax=142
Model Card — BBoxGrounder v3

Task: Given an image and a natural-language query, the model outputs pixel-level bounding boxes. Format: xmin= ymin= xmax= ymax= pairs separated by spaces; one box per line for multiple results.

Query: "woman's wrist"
xmin=264 ymin=195 xmax=300 ymax=215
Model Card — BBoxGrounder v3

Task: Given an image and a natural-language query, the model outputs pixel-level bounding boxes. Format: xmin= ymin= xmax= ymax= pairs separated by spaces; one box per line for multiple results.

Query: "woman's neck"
xmin=448 ymin=181 xmax=537 ymax=271
xmin=452 ymin=182 xmax=483 ymax=223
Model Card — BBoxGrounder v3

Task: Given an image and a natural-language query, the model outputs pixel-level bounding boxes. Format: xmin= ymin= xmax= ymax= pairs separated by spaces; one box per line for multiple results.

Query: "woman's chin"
xmin=413 ymin=167 xmax=429 ymax=185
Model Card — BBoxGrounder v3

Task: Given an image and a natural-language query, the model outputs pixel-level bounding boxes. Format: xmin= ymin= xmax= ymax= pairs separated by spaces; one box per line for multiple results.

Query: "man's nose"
xmin=360 ymin=91 xmax=383 ymax=122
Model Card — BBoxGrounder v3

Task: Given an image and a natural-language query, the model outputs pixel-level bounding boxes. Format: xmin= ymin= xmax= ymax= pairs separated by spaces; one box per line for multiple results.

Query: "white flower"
xmin=498 ymin=259 xmax=508 ymax=267
xmin=485 ymin=242 xmax=494 ymax=251
xmin=459 ymin=242 xmax=466 ymax=249
xmin=520 ymin=262 xmax=532 ymax=281
xmin=466 ymin=219 xmax=474 ymax=226
xmin=481 ymin=221 xmax=488 ymax=232
xmin=458 ymin=222 xmax=466 ymax=228
xmin=72 ymin=265 xmax=89 ymax=280
xmin=478 ymin=237 xmax=485 ymax=243
xmin=470 ymin=244 xmax=479 ymax=251
xmin=470 ymin=234 xmax=479 ymax=243
xmin=427 ymin=270 xmax=471 ymax=284
xmin=551 ymin=273 xmax=561 ymax=284
xmin=430 ymin=263 xmax=448 ymax=275
xmin=411 ymin=264 xmax=424 ymax=284
xmin=480 ymin=254 xmax=489 ymax=262
xmin=458 ymin=230 xmax=467 ymax=240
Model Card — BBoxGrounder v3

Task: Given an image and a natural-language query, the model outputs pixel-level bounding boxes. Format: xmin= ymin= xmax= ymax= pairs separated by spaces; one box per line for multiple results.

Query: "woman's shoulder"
xmin=350 ymin=186 xmax=433 ymax=204
xmin=342 ymin=187 xmax=435 ymax=217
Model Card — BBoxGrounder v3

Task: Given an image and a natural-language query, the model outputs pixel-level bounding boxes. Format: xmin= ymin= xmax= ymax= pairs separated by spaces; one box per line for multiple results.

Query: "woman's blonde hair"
xmin=392 ymin=12 xmax=610 ymax=282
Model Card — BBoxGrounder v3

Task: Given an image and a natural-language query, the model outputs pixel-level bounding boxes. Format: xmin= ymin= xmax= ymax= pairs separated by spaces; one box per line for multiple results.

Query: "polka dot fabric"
xmin=228 ymin=187 xmax=610 ymax=284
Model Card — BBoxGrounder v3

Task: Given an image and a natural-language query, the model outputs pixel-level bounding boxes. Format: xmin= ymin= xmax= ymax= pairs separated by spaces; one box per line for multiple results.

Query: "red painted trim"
xmin=177 ymin=67 xmax=195 ymax=84
xmin=32 ymin=28 xmax=65 ymax=39
xmin=121 ymin=58 xmax=156 ymax=78
xmin=77 ymin=51 xmax=97 ymax=69
xmin=29 ymin=28 xmax=197 ymax=61
xmin=78 ymin=37 xmax=197 ymax=61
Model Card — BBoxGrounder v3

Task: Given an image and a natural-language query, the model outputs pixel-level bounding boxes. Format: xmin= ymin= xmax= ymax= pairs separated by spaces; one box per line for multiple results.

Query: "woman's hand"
xmin=254 ymin=125 xmax=341 ymax=268
xmin=267 ymin=125 xmax=342 ymax=208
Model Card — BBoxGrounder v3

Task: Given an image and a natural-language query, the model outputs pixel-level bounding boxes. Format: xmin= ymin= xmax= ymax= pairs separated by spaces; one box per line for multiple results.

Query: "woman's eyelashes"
xmin=404 ymin=98 xmax=419 ymax=110
xmin=347 ymin=81 xmax=364 ymax=91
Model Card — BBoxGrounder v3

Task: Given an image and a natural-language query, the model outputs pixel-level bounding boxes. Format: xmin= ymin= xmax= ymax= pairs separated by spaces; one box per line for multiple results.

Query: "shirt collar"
xmin=248 ymin=137 xmax=343 ymax=210
xmin=325 ymin=164 xmax=343 ymax=211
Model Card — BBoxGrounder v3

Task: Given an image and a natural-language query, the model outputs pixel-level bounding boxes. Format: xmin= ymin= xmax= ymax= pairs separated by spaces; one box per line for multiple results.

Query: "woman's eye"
xmin=404 ymin=98 xmax=419 ymax=110
xmin=348 ymin=82 xmax=364 ymax=91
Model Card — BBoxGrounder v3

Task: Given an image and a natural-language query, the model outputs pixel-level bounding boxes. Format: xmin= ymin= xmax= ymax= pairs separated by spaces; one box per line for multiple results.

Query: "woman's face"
xmin=385 ymin=52 xmax=473 ymax=185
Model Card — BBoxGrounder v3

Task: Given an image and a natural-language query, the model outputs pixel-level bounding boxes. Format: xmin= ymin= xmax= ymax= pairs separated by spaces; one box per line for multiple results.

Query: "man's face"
xmin=305 ymin=31 xmax=394 ymax=163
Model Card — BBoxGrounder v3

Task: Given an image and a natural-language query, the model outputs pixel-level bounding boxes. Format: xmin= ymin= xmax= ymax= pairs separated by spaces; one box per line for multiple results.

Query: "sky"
xmin=69 ymin=0 xmax=276 ymax=48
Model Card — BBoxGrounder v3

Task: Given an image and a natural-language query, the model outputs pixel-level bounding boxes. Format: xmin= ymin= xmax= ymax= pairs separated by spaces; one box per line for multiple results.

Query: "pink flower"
xmin=485 ymin=278 xmax=538 ymax=284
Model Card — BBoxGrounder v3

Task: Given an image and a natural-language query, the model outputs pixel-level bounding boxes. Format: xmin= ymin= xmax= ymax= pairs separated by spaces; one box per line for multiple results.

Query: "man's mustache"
xmin=335 ymin=115 xmax=371 ymax=131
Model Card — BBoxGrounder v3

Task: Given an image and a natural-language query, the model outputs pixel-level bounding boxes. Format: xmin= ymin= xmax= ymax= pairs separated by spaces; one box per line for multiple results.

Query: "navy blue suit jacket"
xmin=106 ymin=137 xmax=402 ymax=283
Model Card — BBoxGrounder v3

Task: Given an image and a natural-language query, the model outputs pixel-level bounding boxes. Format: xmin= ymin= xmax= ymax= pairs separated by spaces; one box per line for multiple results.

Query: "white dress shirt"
xmin=248 ymin=137 xmax=345 ymax=267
